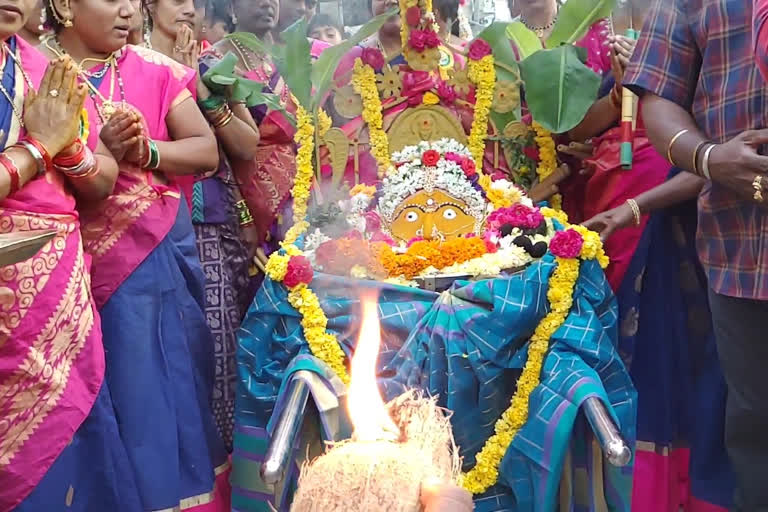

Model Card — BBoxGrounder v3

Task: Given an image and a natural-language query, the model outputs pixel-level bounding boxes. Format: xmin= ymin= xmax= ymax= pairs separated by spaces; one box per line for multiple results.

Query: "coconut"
xmin=290 ymin=392 xmax=460 ymax=512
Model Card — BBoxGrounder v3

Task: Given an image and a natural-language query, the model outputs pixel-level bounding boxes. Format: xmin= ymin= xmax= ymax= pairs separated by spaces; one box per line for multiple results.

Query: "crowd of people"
xmin=0 ymin=0 xmax=765 ymax=510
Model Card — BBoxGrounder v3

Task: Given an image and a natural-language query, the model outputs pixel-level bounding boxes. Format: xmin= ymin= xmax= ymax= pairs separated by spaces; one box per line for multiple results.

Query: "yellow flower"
xmin=350 ymin=184 xmax=377 ymax=197
xmin=352 ymin=58 xmax=391 ymax=178
xmin=467 ymin=54 xmax=495 ymax=172
xmin=532 ymin=121 xmax=560 ymax=210
xmin=492 ymin=80 xmax=520 ymax=114
xmin=265 ymin=253 xmax=290 ymax=281
xmin=318 ymin=108 xmax=332 ymax=137
xmin=461 ymin=256 xmax=581 ymax=494
xmin=422 ymin=91 xmax=440 ymax=105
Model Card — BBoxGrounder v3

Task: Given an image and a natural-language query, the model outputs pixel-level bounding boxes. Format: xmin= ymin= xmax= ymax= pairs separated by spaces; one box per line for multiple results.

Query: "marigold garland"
xmin=372 ymin=237 xmax=487 ymax=279
xmin=467 ymin=54 xmax=495 ymax=171
xmin=290 ymin=104 xmax=315 ymax=235
xmin=532 ymin=121 xmax=560 ymax=210
xmin=351 ymin=58 xmax=392 ymax=177
xmin=265 ymin=104 xmax=352 ymax=384
xmin=461 ymin=256 xmax=581 ymax=494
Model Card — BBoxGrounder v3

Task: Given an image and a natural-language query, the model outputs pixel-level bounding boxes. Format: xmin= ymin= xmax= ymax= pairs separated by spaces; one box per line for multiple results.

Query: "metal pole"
xmin=260 ymin=376 xmax=312 ymax=485
xmin=582 ymin=397 xmax=632 ymax=466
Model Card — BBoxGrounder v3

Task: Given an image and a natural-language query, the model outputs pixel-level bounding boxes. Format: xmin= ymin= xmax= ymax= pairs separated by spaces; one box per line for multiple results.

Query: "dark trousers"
xmin=709 ymin=290 xmax=768 ymax=512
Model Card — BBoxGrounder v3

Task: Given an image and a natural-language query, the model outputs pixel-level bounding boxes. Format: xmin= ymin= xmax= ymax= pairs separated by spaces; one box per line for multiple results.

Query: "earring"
xmin=48 ymin=0 xmax=73 ymax=27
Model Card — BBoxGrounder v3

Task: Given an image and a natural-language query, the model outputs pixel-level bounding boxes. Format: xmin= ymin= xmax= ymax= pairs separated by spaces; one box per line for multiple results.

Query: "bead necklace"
xmin=0 ymin=42 xmax=36 ymax=127
xmin=520 ymin=12 xmax=558 ymax=38
xmin=230 ymin=37 xmax=272 ymax=81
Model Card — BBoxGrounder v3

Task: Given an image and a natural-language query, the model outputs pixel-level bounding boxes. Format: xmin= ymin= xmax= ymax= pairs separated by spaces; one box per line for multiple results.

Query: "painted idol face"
xmin=390 ymin=189 xmax=477 ymax=242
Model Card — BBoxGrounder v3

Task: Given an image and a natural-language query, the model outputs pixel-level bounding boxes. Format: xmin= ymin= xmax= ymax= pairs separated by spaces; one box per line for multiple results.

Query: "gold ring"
xmin=753 ymin=175 xmax=764 ymax=202
xmin=49 ymin=89 xmax=59 ymax=97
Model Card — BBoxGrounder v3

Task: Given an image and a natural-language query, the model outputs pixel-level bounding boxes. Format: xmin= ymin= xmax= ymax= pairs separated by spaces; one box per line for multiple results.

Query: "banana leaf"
xmin=201 ymin=52 xmax=286 ymax=115
xmin=545 ymin=0 xmax=616 ymax=48
xmin=477 ymin=22 xmax=524 ymax=82
xmin=518 ymin=45 xmax=601 ymax=133
xmin=505 ymin=21 xmax=543 ymax=61
xmin=309 ymin=9 xmax=396 ymax=110
xmin=274 ymin=18 xmax=313 ymax=109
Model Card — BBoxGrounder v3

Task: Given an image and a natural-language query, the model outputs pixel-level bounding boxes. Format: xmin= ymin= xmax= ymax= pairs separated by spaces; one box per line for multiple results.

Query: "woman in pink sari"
xmin=0 ymin=3 xmax=143 ymax=510
xmin=39 ymin=0 xmax=228 ymax=509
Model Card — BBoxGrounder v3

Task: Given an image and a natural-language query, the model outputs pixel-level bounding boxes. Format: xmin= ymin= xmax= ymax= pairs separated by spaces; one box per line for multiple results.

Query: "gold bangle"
xmin=692 ymin=140 xmax=707 ymax=176
xmin=626 ymin=198 xmax=642 ymax=226
xmin=666 ymin=129 xmax=689 ymax=166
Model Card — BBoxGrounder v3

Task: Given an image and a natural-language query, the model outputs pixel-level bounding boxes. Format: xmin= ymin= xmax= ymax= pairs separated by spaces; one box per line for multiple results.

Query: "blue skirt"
xmin=99 ymin=203 xmax=227 ymax=510
xmin=15 ymin=383 xmax=143 ymax=511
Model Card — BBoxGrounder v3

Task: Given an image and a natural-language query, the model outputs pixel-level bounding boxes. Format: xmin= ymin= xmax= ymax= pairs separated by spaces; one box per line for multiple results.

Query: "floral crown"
xmin=377 ymin=138 xmax=487 ymax=225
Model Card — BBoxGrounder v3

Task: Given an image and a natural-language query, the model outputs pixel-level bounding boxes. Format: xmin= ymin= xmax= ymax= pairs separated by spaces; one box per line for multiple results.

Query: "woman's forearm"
xmin=154 ymin=136 xmax=220 ymax=176
xmin=212 ymin=103 xmax=260 ymax=161
xmin=66 ymin=142 xmax=119 ymax=201
xmin=567 ymin=94 xmax=619 ymax=142
xmin=635 ymin=171 xmax=704 ymax=214
xmin=0 ymin=146 xmax=41 ymax=200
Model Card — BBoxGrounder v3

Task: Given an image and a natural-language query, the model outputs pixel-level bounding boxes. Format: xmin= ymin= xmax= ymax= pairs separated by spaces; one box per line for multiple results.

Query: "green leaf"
xmin=505 ymin=21 xmax=544 ymax=61
xmin=518 ymin=45 xmax=601 ymax=133
xmin=476 ymin=22 xmax=525 ymax=83
xmin=309 ymin=9 xmax=396 ymax=110
xmin=274 ymin=18 xmax=312 ymax=109
xmin=545 ymin=0 xmax=616 ymax=48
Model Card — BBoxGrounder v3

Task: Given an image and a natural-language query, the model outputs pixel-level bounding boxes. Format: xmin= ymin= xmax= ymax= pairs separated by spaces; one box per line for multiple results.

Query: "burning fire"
xmin=347 ymin=293 xmax=400 ymax=442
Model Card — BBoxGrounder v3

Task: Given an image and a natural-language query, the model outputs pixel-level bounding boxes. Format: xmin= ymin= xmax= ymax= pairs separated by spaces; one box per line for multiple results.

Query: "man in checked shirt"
xmin=623 ymin=0 xmax=768 ymax=509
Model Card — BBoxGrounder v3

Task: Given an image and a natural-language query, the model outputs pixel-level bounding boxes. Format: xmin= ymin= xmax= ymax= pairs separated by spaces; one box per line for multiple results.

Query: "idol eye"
xmin=406 ymin=211 xmax=420 ymax=222
xmin=442 ymin=208 xmax=457 ymax=220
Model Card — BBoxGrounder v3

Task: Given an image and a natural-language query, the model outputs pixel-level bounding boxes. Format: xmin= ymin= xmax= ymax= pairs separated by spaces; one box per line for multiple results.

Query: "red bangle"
xmin=22 ymin=137 xmax=53 ymax=173
xmin=0 ymin=152 xmax=20 ymax=195
xmin=53 ymin=140 xmax=86 ymax=168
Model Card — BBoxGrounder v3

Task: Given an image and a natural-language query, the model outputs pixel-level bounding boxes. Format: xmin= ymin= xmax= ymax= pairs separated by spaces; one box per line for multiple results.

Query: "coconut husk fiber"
xmin=290 ymin=391 xmax=461 ymax=512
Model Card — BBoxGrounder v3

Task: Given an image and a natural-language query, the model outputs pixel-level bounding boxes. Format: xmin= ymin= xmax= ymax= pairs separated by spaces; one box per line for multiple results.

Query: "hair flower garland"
xmin=467 ymin=42 xmax=495 ymax=172
xmin=352 ymin=58 xmax=392 ymax=178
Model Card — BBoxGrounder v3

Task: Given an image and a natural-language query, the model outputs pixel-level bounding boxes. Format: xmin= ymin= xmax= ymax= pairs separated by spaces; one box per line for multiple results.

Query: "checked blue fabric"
xmin=233 ymin=255 xmax=636 ymax=512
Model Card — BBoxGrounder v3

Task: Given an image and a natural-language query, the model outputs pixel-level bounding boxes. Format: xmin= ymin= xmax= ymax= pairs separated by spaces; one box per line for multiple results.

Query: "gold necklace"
xmin=230 ymin=37 xmax=271 ymax=78
xmin=44 ymin=38 xmax=122 ymax=120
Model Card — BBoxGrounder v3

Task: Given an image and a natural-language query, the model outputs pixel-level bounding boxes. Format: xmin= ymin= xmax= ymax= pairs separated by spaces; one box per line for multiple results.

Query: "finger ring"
xmin=753 ymin=175 xmax=764 ymax=202
xmin=49 ymin=89 xmax=59 ymax=97
xmin=173 ymin=46 xmax=182 ymax=52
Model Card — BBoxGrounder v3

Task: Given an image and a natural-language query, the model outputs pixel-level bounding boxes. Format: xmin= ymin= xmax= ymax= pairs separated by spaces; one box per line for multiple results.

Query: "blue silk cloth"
xmin=234 ymin=254 xmax=637 ymax=511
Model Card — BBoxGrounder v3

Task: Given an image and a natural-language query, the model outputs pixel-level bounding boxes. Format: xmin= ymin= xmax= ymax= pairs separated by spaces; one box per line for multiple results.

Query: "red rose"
xmin=424 ymin=30 xmax=441 ymax=49
xmin=409 ymin=29 xmax=428 ymax=51
xmin=461 ymin=158 xmax=477 ymax=177
xmin=523 ymin=145 xmax=540 ymax=162
xmin=283 ymin=255 xmax=314 ymax=288
xmin=484 ymin=238 xmax=498 ymax=253
xmin=467 ymin=39 xmax=492 ymax=61
xmin=361 ymin=47 xmax=385 ymax=70
xmin=549 ymin=229 xmax=584 ymax=259
xmin=405 ymin=6 xmax=422 ymax=27
xmin=422 ymin=149 xmax=441 ymax=167
xmin=364 ymin=211 xmax=382 ymax=232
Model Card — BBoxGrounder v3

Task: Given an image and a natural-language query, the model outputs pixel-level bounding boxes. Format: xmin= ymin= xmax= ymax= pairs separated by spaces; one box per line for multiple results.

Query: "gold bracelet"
xmin=692 ymin=140 xmax=707 ymax=176
xmin=666 ymin=129 xmax=689 ymax=166
xmin=626 ymin=198 xmax=642 ymax=226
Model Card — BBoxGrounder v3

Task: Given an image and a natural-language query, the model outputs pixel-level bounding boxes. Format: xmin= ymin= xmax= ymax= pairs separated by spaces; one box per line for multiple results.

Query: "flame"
xmin=347 ymin=293 xmax=399 ymax=442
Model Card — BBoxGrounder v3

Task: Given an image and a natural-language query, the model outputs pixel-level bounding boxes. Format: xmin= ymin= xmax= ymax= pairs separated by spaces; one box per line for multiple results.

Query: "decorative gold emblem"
xmin=387 ymin=105 xmax=467 ymax=154
xmin=332 ymin=84 xmax=363 ymax=119
xmin=492 ymin=80 xmax=521 ymax=114
xmin=376 ymin=68 xmax=402 ymax=99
